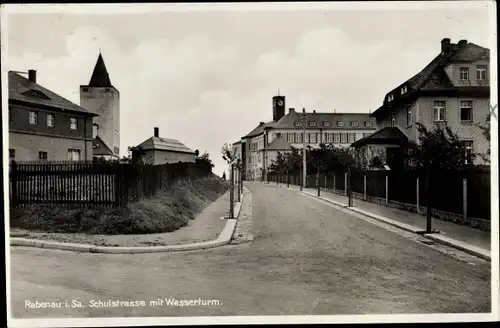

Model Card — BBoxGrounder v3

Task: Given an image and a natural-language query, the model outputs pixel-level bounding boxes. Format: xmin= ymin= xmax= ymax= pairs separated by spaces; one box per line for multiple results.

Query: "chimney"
xmin=28 ymin=69 xmax=36 ymax=83
xmin=92 ymin=123 xmax=99 ymax=138
xmin=441 ymin=38 xmax=451 ymax=53
xmin=458 ymin=39 xmax=468 ymax=47
xmin=289 ymin=108 xmax=295 ymax=113
xmin=313 ymin=110 xmax=316 ymax=113
xmin=154 ymin=127 xmax=159 ymax=137
xmin=259 ymin=122 xmax=265 ymax=126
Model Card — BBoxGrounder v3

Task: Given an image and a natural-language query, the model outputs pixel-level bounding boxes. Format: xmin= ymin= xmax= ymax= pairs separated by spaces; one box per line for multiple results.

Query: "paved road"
xmin=9 ymin=182 xmax=491 ymax=318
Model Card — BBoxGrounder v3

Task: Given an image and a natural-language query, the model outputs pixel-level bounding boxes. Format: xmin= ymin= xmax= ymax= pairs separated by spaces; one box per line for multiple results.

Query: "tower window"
xmin=82 ymin=87 xmax=89 ymax=92
xmin=70 ymin=118 xmax=78 ymax=130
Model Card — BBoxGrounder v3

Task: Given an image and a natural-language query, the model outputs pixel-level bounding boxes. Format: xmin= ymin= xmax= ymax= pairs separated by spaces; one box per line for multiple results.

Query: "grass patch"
xmin=10 ymin=174 xmax=229 ymax=235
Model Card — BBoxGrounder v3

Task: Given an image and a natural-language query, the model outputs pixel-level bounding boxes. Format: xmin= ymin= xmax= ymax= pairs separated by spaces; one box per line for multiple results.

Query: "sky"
xmin=3 ymin=2 xmax=495 ymax=176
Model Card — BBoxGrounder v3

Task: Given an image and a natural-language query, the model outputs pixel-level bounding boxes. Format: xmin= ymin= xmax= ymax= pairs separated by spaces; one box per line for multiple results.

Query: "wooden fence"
xmin=9 ymin=160 xmax=211 ymax=208
xmin=267 ymin=167 xmax=491 ymax=221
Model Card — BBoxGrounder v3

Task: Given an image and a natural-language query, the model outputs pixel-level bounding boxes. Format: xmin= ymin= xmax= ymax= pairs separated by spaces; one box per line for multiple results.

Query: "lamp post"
xmin=237 ymin=159 xmax=241 ymax=202
xmin=301 ymin=108 xmax=307 ymax=190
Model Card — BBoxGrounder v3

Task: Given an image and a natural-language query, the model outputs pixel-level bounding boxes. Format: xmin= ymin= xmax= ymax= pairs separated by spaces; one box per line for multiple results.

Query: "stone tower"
xmin=272 ymin=95 xmax=285 ymax=121
xmin=80 ymin=53 xmax=120 ymax=157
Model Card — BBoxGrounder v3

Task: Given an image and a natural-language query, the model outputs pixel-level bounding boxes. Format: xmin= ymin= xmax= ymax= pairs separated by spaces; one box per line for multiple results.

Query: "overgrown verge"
xmin=10 ymin=174 xmax=229 ymax=235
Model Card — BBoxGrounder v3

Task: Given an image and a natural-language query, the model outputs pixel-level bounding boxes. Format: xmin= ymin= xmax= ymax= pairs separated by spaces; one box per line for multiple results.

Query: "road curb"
xmin=10 ymin=188 xmax=247 ymax=254
xmin=299 ymin=189 xmax=491 ymax=261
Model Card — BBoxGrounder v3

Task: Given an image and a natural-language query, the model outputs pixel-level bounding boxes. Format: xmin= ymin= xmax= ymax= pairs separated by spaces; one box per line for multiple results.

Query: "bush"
xmin=10 ymin=174 xmax=229 ymax=234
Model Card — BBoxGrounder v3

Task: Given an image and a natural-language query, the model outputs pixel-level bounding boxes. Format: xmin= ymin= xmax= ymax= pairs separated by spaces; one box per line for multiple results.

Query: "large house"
xmin=80 ymin=53 xmax=121 ymax=161
xmin=352 ymin=38 xmax=491 ymax=168
xmin=8 ymin=70 xmax=97 ymax=161
xmin=236 ymin=95 xmax=377 ymax=181
xmin=131 ymin=127 xmax=196 ymax=165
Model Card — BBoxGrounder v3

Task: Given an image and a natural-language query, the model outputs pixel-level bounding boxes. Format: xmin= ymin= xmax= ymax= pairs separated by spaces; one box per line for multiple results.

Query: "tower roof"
xmin=87 ymin=53 xmax=112 ymax=87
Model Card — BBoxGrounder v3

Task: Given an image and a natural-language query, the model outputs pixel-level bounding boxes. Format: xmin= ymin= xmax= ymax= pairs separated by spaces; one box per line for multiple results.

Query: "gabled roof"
xmin=351 ymin=127 xmax=409 ymax=148
xmin=93 ymin=135 xmax=115 ymax=156
xmin=86 ymin=53 xmax=113 ymax=87
xmin=135 ymin=136 xmax=195 ymax=154
xmin=371 ymin=40 xmax=490 ymax=118
xmin=8 ymin=71 xmax=98 ymax=116
xmin=273 ymin=111 xmax=376 ymax=130
xmin=267 ymin=136 xmax=293 ymax=151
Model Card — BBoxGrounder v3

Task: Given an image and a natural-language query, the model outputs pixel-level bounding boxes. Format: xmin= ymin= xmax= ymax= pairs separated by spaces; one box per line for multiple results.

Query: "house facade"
xmin=353 ymin=38 xmax=491 ymax=168
xmin=80 ymin=53 xmax=121 ymax=160
xmin=8 ymin=70 xmax=97 ymax=162
xmin=131 ymin=127 xmax=196 ymax=165
xmin=239 ymin=95 xmax=377 ymax=180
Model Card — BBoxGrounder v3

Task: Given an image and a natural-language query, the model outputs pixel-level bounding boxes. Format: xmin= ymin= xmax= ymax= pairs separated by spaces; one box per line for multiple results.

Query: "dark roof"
xmin=245 ymin=121 xmax=276 ymax=138
xmin=351 ymin=127 xmax=409 ymax=148
xmin=135 ymin=136 xmax=195 ymax=154
xmin=371 ymin=41 xmax=489 ymax=118
xmin=273 ymin=111 xmax=376 ymax=130
xmin=92 ymin=136 xmax=115 ymax=156
xmin=267 ymin=136 xmax=293 ymax=151
xmin=86 ymin=53 xmax=113 ymax=87
xmin=8 ymin=71 xmax=98 ymax=116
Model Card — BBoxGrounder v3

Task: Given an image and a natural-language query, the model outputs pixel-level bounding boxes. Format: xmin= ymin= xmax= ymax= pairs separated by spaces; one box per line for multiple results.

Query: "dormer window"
xmin=322 ymin=121 xmax=331 ymax=127
xmin=477 ymin=65 xmax=487 ymax=80
xmin=308 ymin=121 xmax=317 ymax=127
xmin=460 ymin=67 xmax=469 ymax=81
xmin=337 ymin=121 xmax=345 ymax=127
xmin=350 ymin=121 xmax=359 ymax=127
xmin=387 ymin=94 xmax=394 ymax=102
xmin=401 ymin=86 xmax=407 ymax=94
xmin=364 ymin=121 xmax=373 ymax=127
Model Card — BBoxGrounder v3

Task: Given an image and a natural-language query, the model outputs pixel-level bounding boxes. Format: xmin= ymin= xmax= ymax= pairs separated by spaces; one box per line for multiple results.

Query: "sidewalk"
xmin=267 ymin=181 xmax=491 ymax=259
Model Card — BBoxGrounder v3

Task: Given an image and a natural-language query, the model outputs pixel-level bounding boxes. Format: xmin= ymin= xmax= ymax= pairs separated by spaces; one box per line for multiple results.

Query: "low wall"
xmin=323 ymin=188 xmax=490 ymax=232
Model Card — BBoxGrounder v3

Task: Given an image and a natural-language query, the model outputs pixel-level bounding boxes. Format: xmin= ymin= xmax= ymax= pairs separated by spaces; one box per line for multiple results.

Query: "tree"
xmin=196 ymin=151 xmax=215 ymax=169
xmin=195 ymin=149 xmax=200 ymax=158
xmin=221 ymin=143 xmax=237 ymax=164
xmin=476 ymin=113 xmax=491 ymax=164
xmin=408 ymin=122 xmax=473 ymax=171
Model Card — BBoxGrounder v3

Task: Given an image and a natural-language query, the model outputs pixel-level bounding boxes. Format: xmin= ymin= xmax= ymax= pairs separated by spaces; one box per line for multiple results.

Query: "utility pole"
xmin=302 ymin=108 xmax=307 ymax=190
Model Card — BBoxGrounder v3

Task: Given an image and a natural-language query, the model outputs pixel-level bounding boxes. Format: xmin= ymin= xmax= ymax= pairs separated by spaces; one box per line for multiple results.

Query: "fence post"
xmin=416 ymin=176 xmax=420 ymax=214
xmin=363 ymin=173 xmax=367 ymax=200
xmin=237 ymin=166 xmax=241 ymax=203
xmin=10 ymin=160 xmax=18 ymax=208
xmin=463 ymin=178 xmax=468 ymax=220
xmin=333 ymin=174 xmax=336 ymax=192
xmin=230 ymin=164 xmax=234 ymax=219
xmin=344 ymin=172 xmax=347 ymax=196
xmin=317 ymin=172 xmax=320 ymax=197
xmin=300 ymin=172 xmax=303 ymax=191
xmin=347 ymin=166 xmax=353 ymax=207
xmin=385 ymin=173 xmax=389 ymax=205
xmin=324 ymin=175 xmax=327 ymax=191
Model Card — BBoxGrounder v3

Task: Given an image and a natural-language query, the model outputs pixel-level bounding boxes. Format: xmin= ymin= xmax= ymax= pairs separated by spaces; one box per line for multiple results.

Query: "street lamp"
xmin=301 ymin=108 xmax=308 ymax=190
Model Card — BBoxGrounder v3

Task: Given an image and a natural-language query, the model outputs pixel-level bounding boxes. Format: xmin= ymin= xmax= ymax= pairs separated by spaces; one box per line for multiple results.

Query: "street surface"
xmin=10 ymin=182 xmax=491 ymax=318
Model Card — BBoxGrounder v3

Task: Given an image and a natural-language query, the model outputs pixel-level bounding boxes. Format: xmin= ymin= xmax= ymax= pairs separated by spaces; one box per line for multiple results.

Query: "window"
xmin=477 ymin=65 xmax=487 ymax=81
xmin=9 ymin=149 xmax=15 ymax=159
xmin=460 ymin=100 xmax=473 ymax=122
xmin=47 ymin=114 xmax=55 ymax=127
xmin=401 ymin=86 xmax=408 ymax=94
xmin=82 ymin=87 xmax=89 ymax=92
xmin=348 ymin=133 xmax=356 ymax=143
xmin=350 ymin=121 xmax=359 ymax=127
xmin=70 ymin=117 xmax=78 ymax=130
xmin=258 ymin=154 xmax=261 ymax=163
xmin=364 ymin=121 xmax=373 ymax=127
xmin=308 ymin=121 xmax=317 ymax=127
xmin=38 ymin=151 xmax=48 ymax=160
xmin=459 ymin=67 xmax=469 ymax=80
xmin=67 ymin=148 xmax=81 ymax=161
xmin=433 ymin=101 xmax=446 ymax=121
xmin=310 ymin=133 xmax=317 ymax=143
xmin=340 ymin=133 xmax=347 ymax=143
xmin=294 ymin=121 xmax=302 ymax=127
xmin=463 ymin=141 xmax=473 ymax=164
xmin=105 ymin=88 xmax=111 ymax=92
xmin=322 ymin=121 xmax=331 ymax=127
xmin=337 ymin=121 xmax=345 ymax=127
xmin=333 ymin=133 xmax=340 ymax=143
xmin=388 ymin=94 xmax=394 ymax=102
xmin=391 ymin=115 xmax=396 ymax=127
xmin=407 ymin=106 xmax=412 ymax=126
xmin=29 ymin=111 xmax=38 ymax=125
